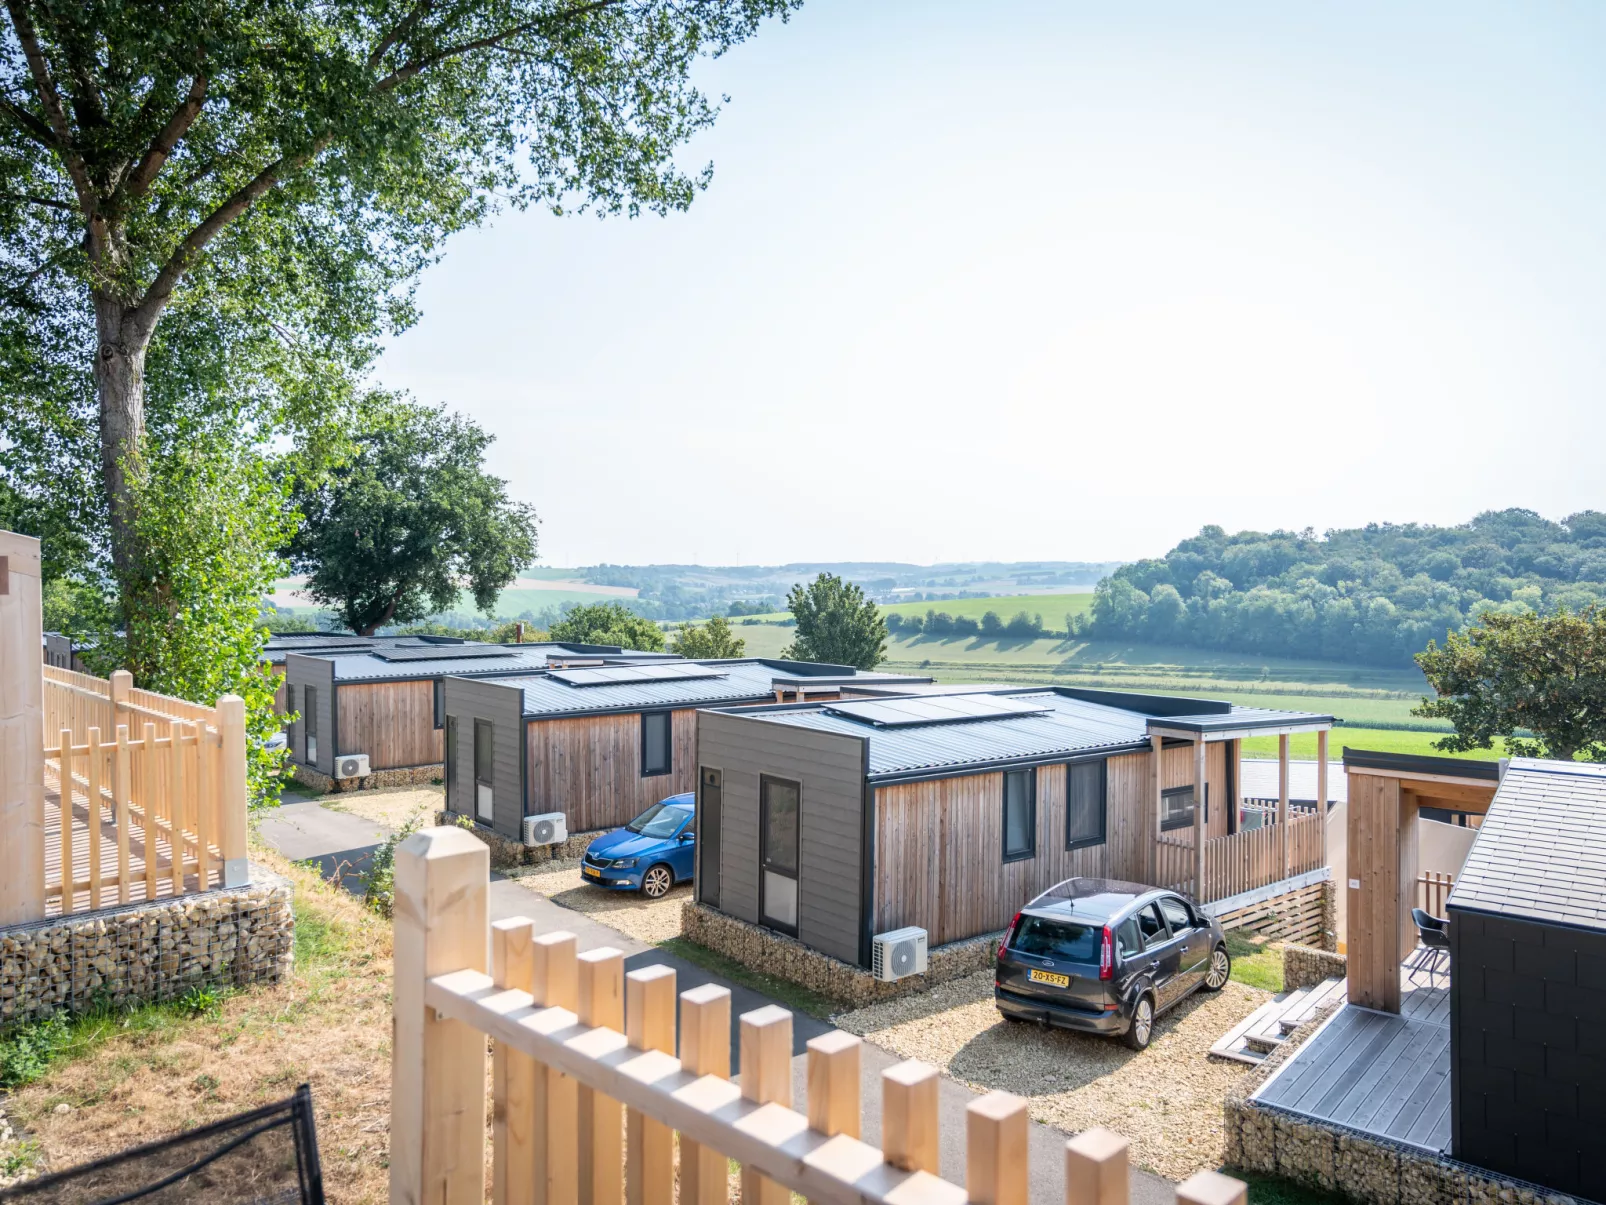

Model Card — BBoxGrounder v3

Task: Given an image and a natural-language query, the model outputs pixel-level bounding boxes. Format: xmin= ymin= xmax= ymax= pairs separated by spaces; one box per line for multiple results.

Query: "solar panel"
xmin=824 ymin=694 xmax=1053 ymax=727
xmin=372 ymin=645 xmax=523 ymax=663
xmin=547 ymin=662 xmax=729 ymax=687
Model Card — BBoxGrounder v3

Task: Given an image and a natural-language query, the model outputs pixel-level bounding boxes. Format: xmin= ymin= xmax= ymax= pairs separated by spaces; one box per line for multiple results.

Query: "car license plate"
xmin=583 ymin=866 xmax=601 ymax=879
xmin=1028 ymin=968 xmax=1070 ymax=988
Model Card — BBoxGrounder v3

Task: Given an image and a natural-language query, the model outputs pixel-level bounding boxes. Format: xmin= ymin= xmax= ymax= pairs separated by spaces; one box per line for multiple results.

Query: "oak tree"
xmin=782 ymin=572 xmax=887 ymax=670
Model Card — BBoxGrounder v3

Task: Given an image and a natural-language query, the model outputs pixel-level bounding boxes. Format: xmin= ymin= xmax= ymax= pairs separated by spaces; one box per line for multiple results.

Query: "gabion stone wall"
xmin=1283 ymin=944 xmax=1347 ymax=990
xmin=0 ymin=867 xmax=295 ymax=1025
xmin=431 ymin=811 xmax=598 ymax=871
xmin=290 ymin=762 xmax=441 ymax=794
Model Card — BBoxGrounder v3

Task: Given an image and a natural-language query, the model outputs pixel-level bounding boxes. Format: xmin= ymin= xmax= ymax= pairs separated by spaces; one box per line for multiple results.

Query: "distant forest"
xmin=1084 ymin=509 xmax=1606 ymax=667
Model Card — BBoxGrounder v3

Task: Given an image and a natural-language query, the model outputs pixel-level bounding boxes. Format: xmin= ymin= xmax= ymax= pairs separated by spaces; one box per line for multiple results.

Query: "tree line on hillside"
xmin=887 ymin=609 xmax=1054 ymax=640
xmin=1084 ymin=510 xmax=1606 ymax=667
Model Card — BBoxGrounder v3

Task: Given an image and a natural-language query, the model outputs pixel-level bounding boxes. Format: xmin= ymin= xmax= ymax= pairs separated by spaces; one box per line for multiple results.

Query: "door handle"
xmin=1148 ymin=960 xmax=1161 ymax=970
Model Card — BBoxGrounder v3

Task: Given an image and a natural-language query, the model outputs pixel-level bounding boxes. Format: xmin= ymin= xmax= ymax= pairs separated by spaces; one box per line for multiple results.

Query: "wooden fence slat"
xmin=966 ymin=1091 xmax=1028 ymax=1205
xmin=170 ymin=723 xmax=187 ymax=895
xmin=142 ymin=722 xmax=158 ymax=903
xmin=883 ymin=1059 xmax=940 ymax=1174
xmin=533 ymin=932 xmax=579 ymax=1205
xmin=1065 ymin=1128 xmax=1129 ymax=1205
xmin=577 ymin=947 xmax=624 ymax=1205
xmin=625 ymin=965 xmax=677 ymax=1205
xmin=741 ymin=1004 xmax=794 ymax=1205
xmin=114 ymin=726 xmax=131 ymax=905
xmin=86 ymin=727 xmax=103 ymax=909
xmin=680 ymin=983 xmax=733 ymax=1205
xmin=58 ymin=728 xmax=74 ymax=915
xmin=492 ymin=918 xmax=537 ymax=1205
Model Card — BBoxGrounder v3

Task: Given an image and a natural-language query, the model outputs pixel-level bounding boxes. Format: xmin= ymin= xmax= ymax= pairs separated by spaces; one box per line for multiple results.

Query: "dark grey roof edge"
xmin=865 ymin=740 xmax=1153 ymax=786
xmin=1052 ymin=686 xmax=1234 ymax=717
xmin=1342 ymin=747 xmax=1502 ymax=781
xmin=1155 ymin=711 xmax=1336 ymax=734
xmin=520 ymin=691 xmax=780 ymax=721
xmin=1444 ymin=897 xmax=1606 ymax=937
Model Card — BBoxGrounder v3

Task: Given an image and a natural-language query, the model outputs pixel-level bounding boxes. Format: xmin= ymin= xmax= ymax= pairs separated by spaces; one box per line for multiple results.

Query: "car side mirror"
xmin=679 ymin=831 xmax=695 ymax=842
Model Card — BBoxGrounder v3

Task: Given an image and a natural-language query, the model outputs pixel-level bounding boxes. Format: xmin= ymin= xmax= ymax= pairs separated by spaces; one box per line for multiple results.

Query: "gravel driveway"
xmin=511 ymin=860 xmax=691 ymax=945
xmin=835 ymin=970 xmax=1268 ymax=1182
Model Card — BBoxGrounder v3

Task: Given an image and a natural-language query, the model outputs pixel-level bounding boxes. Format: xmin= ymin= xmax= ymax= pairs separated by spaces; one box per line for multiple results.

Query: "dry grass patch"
xmin=511 ymin=861 xmax=689 ymax=945
xmin=0 ymin=843 xmax=396 ymax=1203
xmin=836 ymin=971 xmax=1268 ymax=1182
xmin=322 ymin=785 xmax=443 ymax=831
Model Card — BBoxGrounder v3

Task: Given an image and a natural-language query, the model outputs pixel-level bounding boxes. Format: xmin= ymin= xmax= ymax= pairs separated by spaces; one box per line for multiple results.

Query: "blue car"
xmin=580 ymin=793 xmax=696 ymax=898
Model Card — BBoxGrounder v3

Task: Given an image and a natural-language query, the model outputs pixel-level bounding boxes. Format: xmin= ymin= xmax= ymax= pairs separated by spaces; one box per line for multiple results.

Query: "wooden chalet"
xmin=441 ymin=659 xmax=932 ymax=842
xmin=695 ymin=688 xmax=1334 ymax=969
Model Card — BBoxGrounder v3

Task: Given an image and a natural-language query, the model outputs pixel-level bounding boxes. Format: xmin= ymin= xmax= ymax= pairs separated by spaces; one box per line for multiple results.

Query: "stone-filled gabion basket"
xmin=0 ymin=866 xmax=295 ymax=1025
xmin=431 ymin=810 xmax=598 ymax=870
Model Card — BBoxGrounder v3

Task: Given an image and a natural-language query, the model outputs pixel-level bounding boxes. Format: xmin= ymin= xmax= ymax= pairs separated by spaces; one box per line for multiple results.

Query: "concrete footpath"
xmin=256 ymin=798 xmax=1175 ymax=1205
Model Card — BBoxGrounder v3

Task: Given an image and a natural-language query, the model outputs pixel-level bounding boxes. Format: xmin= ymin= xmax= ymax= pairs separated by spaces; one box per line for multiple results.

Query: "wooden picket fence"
xmin=1418 ymin=871 xmax=1454 ymax=918
xmin=393 ymin=826 xmax=1247 ymax=1205
xmin=1156 ymin=811 xmax=1325 ymax=904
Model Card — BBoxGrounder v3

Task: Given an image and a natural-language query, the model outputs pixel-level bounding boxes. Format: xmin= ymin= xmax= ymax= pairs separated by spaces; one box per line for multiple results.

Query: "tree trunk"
xmin=92 ymin=291 xmax=151 ymax=581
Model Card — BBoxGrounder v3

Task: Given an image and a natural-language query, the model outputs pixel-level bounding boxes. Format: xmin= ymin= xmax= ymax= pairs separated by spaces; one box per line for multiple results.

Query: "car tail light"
xmin=998 ymin=912 xmax=1021 ymax=960
xmin=1099 ymin=925 xmax=1113 ymax=980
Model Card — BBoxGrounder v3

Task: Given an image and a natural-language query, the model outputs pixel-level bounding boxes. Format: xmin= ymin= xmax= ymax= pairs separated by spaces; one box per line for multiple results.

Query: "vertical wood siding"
xmin=336 ymin=680 xmax=443 ymax=770
xmin=1347 ymin=770 xmax=1402 ymax=1012
xmin=526 ymin=709 xmax=698 ymax=834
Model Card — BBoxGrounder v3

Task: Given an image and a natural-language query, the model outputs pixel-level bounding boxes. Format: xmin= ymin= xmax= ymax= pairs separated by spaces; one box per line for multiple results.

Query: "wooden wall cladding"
xmin=528 ymin=708 xmax=698 ymax=833
xmin=336 ymin=680 xmax=443 ymax=770
xmin=1346 ymin=770 xmax=1402 ymax=1012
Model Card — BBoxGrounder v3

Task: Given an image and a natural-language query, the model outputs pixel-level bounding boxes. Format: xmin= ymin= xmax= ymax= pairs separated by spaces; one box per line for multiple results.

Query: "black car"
xmin=994 ymin=877 xmax=1231 ymax=1051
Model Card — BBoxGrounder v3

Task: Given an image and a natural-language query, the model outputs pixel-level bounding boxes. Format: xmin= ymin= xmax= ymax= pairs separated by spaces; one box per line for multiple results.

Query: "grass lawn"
xmin=1241 ymin=728 xmax=1502 ymax=761
xmin=656 ymin=937 xmax=843 ymax=1019
xmin=1225 ymin=932 xmax=1283 ymax=993
xmin=1233 ymin=1169 xmax=1354 ymax=1205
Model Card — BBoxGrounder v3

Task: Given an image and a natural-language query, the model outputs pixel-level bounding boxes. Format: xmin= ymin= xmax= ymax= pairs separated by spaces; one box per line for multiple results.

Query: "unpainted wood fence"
xmin=393 ymin=825 xmax=1249 ymax=1205
xmin=1156 ymin=811 xmax=1325 ymax=904
xmin=1417 ymin=871 xmax=1454 ymax=918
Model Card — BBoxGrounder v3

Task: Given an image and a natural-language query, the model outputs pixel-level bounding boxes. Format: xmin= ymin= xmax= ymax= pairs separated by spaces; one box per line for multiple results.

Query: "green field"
xmin=741 ymin=591 xmax=1096 ymax=626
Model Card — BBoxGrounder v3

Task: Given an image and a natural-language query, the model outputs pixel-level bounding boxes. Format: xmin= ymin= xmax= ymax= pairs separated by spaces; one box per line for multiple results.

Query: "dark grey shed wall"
xmin=442 ymin=677 xmax=529 ymax=841
xmin=1449 ymin=906 xmax=1606 ymax=1200
xmin=696 ymin=711 xmax=868 ymax=966
xmin=283 ymin=654 xmax=336 ymax=776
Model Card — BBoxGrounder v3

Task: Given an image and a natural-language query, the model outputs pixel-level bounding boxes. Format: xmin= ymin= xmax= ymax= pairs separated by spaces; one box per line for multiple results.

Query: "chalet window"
xmin=1066 ymin=759 xmax=1107 ymax=850
xmin=1161 ymin=784 xmax=1208 ymax=831
xmin=760 ymin=775 xmax=800 ymax=932
xmin=698 ymin=767 xmax=723 ymax=908
xmin=433 ymin=680 xmax=445 ymax=729
xmin=1003 ymin=768 xmax=1036 ymax=862
xmin=304 ymin=685 xmax=318 ymax=766
xmin=444 ymin=716 xmax=457 ymax=811
xmin=641 ymin=712 xmax=672 ymax=777
xmin=286 ymin=685 xmax=299 ymax=757
xmin=474 ymin=719 xmax=494 ymax=822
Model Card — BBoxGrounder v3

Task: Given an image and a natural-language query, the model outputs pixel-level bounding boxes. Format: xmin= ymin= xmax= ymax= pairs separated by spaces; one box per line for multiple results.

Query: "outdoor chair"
xmin=1408 ymin=907 xmax=1451 ymax=987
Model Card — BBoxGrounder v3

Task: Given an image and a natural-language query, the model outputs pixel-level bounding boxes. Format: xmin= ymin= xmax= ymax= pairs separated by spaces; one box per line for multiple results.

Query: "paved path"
xmin=257 ymin=797 xmax=1175 ymax=1205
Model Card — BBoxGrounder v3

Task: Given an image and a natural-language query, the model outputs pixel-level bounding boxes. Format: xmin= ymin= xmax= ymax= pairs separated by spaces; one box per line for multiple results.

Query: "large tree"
xmin=669 ymin=613 xmax=745 ymax=658
xmin=0 ymin=0 xmax=796 ymax=615
xmin=782 ymin=572 xmax=886 ymax=669
xmin=549 ymin=601 xmax=664 ymax=651
xmin=1414 ymin=605 xmax=1606 ymax=762
xmin=289 ymin=398 xmax=538 ymax=635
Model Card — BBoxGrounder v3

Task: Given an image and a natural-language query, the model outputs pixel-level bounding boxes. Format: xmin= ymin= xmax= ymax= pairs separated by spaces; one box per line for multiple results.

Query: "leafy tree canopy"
xmin=670 ymin=614 xmax=745 ymax=659
xmin=782 ymin=572 xmax=886 ymax=670
xmin=548 ymin=602 xmax=665 ymax=651
xmin=289 ymin=398 xmax=537 ymax=635
xmin=1414 ymin=606 xmax=1606 ymax=762
xmin=1085 ymin=509 xmax=1606 ymax=667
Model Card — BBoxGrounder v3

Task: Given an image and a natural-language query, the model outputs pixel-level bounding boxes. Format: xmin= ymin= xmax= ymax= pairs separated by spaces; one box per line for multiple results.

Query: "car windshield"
xmin=1010 ymin=916 xmax=1100 ymax=962
xmin=626 ymin=804 xmax=688 ymax=839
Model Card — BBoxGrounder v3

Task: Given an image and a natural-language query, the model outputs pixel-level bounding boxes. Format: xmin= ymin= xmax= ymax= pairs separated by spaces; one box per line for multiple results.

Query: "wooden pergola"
xmin=1343 ymin=749 xmax=1500 ymax=1012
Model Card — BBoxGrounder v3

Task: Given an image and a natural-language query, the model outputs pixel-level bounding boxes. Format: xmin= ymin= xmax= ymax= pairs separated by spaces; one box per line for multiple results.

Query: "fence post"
xmin=390 ymin=826 xmax=489 ymax=1205
xmin=59 ymin=727 xmax=74 ymax=915
xmin=0 ymin=529 xmax=45 ymax=926
xmin=807 ymin=1030 xmax=861 ymax=1139
xmin=114 ymin=725 xmax=131 ymax=904
xmin=740 ymin=1004 xmax=793 ymax=1205
xmin=533 ymin=932 xmax=579 ymax=1205
xmin=1278 ymin=733 xmax=1290 ymax=879
xmin=625 ymin=965 xmax=677 ymax=1205
xmin=679 ymin=983 xmax=732 ymax=1205
xmin=1066 ymin=1127 xmax=1129 ymax=1205
xmin=1316 ymin=728 xmax=1329 ymax=868
xmin=109 ymin=669 xmax=132 ymax=718
xmin=1176 ymin=1170 xmax=1247 ymax=1205
xmin=1193 ymin=737 xmax=1207 ymax=902
xmin=491 ymin=918 xmax=537 ymax=1205
xmin=577 ymin=947 xmax=625 ymax=1205
xmin=883 ymin=1058 xmax=940 ymax=1174
xmin=217 ymin=694 xmax=248 ymax=887
xmin=967 ymin=1091 xmax=1028 ymax=1205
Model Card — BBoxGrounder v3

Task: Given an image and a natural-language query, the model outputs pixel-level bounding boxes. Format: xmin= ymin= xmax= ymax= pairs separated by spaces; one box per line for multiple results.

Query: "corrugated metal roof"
xmin=329 ymin=645 xmax=594 ymax=681
xmin=1449 ymin=759 xmax=1606 ymax=932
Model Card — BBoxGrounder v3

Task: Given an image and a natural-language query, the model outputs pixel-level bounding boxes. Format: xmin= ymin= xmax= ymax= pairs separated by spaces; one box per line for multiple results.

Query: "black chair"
xmin=1409 ymin=907 xmax=1451 ymax=987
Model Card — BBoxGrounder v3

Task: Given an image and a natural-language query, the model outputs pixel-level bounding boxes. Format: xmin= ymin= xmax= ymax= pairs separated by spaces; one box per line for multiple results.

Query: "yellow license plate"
xmin=583 ymin=866 xmax=601 ymax=879
xmin=1028 ymin=969 xmax=1070 ymax=987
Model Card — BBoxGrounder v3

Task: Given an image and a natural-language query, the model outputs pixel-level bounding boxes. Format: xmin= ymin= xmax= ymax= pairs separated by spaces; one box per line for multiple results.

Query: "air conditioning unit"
xmin=872 ymin=926 xmax=928 ymax=982
xmin=523 ymin=812 xmax=568 ymax=847
xmin=334 ymin=753 xmax=370 ymax=780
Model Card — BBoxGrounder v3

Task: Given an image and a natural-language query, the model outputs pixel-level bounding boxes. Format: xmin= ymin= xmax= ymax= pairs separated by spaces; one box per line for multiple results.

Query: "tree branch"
xmin=3 ymin=0 xmax=94 ymax=211
xmin=373 ymin=0 xmax=623 ymax=92
xmin=368 ymin=0 xmax=435 ymax=69
xmin=0 ymin=92 xmax=56 ymax=147
xmin=0 ymin=189 xmax=74 ymax=211
xmin=123 ymin=71 xmax=209 ymax=201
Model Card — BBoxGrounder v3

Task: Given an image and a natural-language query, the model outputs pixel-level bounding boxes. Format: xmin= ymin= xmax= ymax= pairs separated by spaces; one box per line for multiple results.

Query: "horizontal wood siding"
xmin=695 ymin=711 xmax=868 ymax=965
xmin=282 ymin=654 xmax=335 ymax=775
xmin=441 ymin=678 xmax=527 ymax=840
xmin=527 ymin=709 xmax=698 ymax=834
xmin=336 ymin=680 xmax=443 ymax=770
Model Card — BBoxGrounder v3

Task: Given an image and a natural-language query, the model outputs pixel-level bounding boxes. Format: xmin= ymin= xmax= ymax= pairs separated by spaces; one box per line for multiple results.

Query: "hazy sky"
xmin=376 ymin=1 xmax=1606 ymax=568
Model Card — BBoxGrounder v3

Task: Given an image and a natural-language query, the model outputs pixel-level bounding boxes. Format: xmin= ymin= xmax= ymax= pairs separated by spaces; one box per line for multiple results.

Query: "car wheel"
xmin=641 ymin=864 xmax=674 ymax=899
xmin=1203 ymin=945 xmax=1232 ymax=992
xmin=1122 ymin=994 xmax=1155 ymax=1051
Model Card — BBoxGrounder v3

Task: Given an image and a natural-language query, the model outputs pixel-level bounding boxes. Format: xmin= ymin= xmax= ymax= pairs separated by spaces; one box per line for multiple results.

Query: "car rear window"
xmin=1010 ymin=916 xmax=1099 ymax=962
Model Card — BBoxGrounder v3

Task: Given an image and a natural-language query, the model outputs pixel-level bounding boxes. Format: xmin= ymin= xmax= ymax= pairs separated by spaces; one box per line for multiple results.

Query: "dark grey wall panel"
xmin=696 ymin=711 xmax=868 ymax=965
xmin=283 ymin=654 xmax=335 ymax=775
xmin=442 ymin=677 xmax=528 ymax=840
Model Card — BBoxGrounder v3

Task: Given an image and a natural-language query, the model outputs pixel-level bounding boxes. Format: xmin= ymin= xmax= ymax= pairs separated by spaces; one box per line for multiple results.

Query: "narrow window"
xmin=474 ymin=719 xmax=494 ymax=822
xmin=1161 ymin=784 xmax=1207 ymax=831
xmin=304 ymin=685 xmax=318 ymax=766
xmin=286 ymin=685 xmax=299 ymax=758
xmin=433 ymin=679 xmax=445 ymax=729
xmin=641 ymin=712 xmax=672 ymax=777
xmin=444 ymin=716 xmax=457 ymax=811
xmin=1066 ymin=759 xmax=1107 ymax=850
xmin=1002 ymin=768 xmax=1036 ymax=862
xmin=760 ymin=775 xmax=800 ymax=932
xmin=699 ymin=767 xmax=723 ymax=908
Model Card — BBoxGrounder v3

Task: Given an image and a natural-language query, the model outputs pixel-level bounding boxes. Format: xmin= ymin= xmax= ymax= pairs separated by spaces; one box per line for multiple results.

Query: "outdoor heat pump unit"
xmin=334 ymin=753 xmax=370 ymax=780
xmin=872 ymin=926 xmax=928 ymax=982
xmin=523 ymin=812 xmax=568 ymax=847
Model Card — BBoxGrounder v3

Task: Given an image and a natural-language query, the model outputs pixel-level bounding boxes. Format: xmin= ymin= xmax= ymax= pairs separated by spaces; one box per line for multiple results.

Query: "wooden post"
xmin=109 ymin=669 xmax=132 ymax=723
xmin=1149 ymin=733 xmax=1164 ymax=882
xmin=1316 ymin=728 xmax=1330 ymax=867
xmin=169 ymin=723 xmax=187 ymax=896
xmin=0 ymin=530 xmax=45 ymax=926
xmin=740 ymin=1004 xmax=793 ymax=1205
xmin=1192 ymin=738 xmax=1207 ymax=902
xmin=966 ymin=1091 xmax=1028 ymax=1205
xmin=492 ymin=918 xmax=537 ymax=1205
xmin=577 ymin=947 xmax=624 ymax=1205
xmin=1065 ymin=1128 xmax=1128 ymax=1205
xmin=533 ymin=931 xmax=580 ymax=1205
xmin=217 ymin=694 xmax=248 ymax=887
xmin=1277 ymin=733 xmax=1290 ymax=879
xmin=807 ymin=1030 xmax=861 ymax=1139
xmin=625 ymin=965 xmax=676 ymax=1205
xmin=86 ymin=727 xmax=103 ymax=909
xmin=114 ymin=725 xmax=131 ymax=904
xmin=1176 ymin=1170 xmax=1247 ymax=1205
xmin=390 ymin=826 xmax=490 ymax=1205
xmin=59 ymin=727 xmax=74 ymax=915
xmin=882 ymin=1058 xmax=939 ymax=1174
xmin=1228 ymin=737 xmax=1241 ymax=835
xmin=679 ymin=983 xmax=733 ymax=1205
xmin=142 ymin=722 xmax=159 ymax=902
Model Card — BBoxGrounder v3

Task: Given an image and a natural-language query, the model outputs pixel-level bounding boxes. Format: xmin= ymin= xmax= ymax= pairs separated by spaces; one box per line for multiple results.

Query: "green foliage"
xmin=781 ymin=573 xmax=887 ymax=670
xmin=361 ymin=809 xmax=430 ymax=918
xmin=40 ymin=576 xmax=111 ymax=639
xmin=669 ymin=615 xmax=746 ymax=659
xmin=393 ymin=620 xmax=547 ymax=643
xmin=1088 ymin=511 xmax=1606 ymax=667
xmin=549 ymin=602 xmax=666 ymax=652
xmin=0 ymin=1013 xmax=71 ymax=1088
xmin=290 ymin=398 xmax=538 ymax=635
xmin=1414 ymin=605 xmax=1606 ymax=762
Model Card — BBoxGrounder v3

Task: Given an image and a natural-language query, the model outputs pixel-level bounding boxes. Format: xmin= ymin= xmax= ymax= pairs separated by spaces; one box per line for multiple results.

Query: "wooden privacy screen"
xmin=391 ymin=825 xmax=1247 ymax=1205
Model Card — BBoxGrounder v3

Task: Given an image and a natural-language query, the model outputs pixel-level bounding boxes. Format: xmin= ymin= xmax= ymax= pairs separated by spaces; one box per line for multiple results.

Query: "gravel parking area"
xmin=321 ymin=785 xmax=442 ymax=831
xmin=836 ymin=971 xmax=1267 ymax=1182
xmin=511 ymin=860 xmax=691 ymax=945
